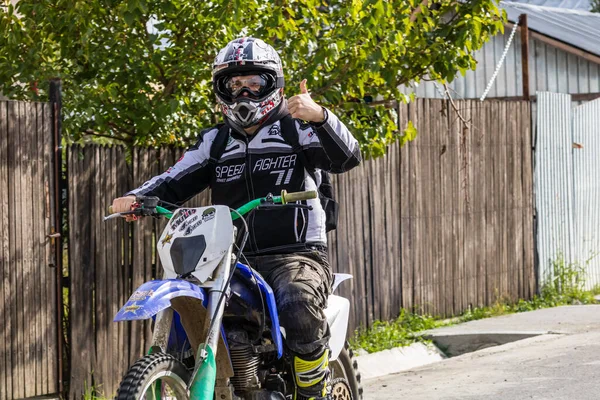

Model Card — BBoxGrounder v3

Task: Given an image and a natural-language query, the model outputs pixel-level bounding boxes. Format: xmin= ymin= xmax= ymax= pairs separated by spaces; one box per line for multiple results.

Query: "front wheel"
xmin=329 ymin=342 xmax=363 ymax=400
xmin=116 ymin=353 xmax=191 ymax=400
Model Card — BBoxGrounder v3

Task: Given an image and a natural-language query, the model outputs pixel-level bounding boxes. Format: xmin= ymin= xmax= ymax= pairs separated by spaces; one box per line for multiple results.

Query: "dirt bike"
xmin=104 ymin=191 xmax=362 ymax=400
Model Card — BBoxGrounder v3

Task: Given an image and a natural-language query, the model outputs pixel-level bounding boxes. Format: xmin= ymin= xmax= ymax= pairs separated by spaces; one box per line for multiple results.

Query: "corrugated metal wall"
xmin=572 ymin=98 xmax=600 ymax=288
xmin=536 ymin=92 xmax=600 ymax=288
xmin=401 ymin=31 xmax=600 ymax=99
xmin=535 ymin=92 xmax=575 ymax=278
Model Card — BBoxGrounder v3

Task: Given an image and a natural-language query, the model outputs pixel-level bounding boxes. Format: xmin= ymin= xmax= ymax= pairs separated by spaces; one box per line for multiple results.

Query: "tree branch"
xmin=107 ymin=121 xmax=136 ymax=137
xmin=443 ymin=83 xmax=470 ymax=127
xmin=81 ymin=128 xmax=130 ymax=143
xmin=410 ymin=0 xmax=429 ymax=22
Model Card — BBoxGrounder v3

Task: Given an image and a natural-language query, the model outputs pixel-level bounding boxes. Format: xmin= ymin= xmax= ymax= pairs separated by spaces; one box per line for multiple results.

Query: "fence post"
xmin=519 ymin=14 xmax=530 ymax=100
xmin=49 ymin=78 xmax=64 ymax=395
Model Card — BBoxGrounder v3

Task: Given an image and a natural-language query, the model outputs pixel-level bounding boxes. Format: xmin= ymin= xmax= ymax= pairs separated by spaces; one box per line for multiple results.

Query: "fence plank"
xmin=69 ymin=145 xmax=96 ymax=398
xmin=397 ymin=101 xmax=409 ymax=317
xmin=22 ymin=100 xmax=37 ymax=396
xmin=29 ymin=103 xmax=42 ymax=395
xmin=43 ymin=103 xmax=58 ymax=394
xmin=34 ymin=103 xmax=47 ymax=394
xmin=437 ymin=101 xmax=451 ymax=316
xmin=357 ymin=165 xmax=372 ymax=326
xmin=472 ymin=101 xmax=487 ymax=308
xmin=369 ymin=157 xmax=384 ymax=321
xmin=12 ymin=102 xmax=26 ymax=398
xmin=521 ymin=101 xmax=535 ymax=297
xmin=429 ymin=100 xmax=442 ymax=316
xmin=95 ymin=146 xmax=110 ymax=395
xmin=500 ymin=101 xmax=510 ymax=301
xmin=7 ymin=101 xmax=17 ymax=397
xmin=463 ymin=101 xmax=477 ymax=310
xmin=431 ymin=99 xmax=442 ymax=315
xmin=485 ymin=102 xmax=498 ymax=305
xmin=415 ymin=99 xmax=428 ymax=314
xmin=107 ymin=146 xmax=120 ymax=396
xmin=0 ymin=101 xmax=10 ymax=400
xmin=401 ymin=103 xmax=415 ymax=312
xmin=385 ymin=140 xmax=400 ymax=319
xmin=423 ymin=99 xmax=436 ymax=314
xmin=507 ymin=102 xmax=519 ymax=301
xmin=115 ymin=146 xmax=129 ymax=381
xmin=130 ymin=148 xmax=145 ymax=366
xmin=390 ymin=138 xmax=402 ymax=317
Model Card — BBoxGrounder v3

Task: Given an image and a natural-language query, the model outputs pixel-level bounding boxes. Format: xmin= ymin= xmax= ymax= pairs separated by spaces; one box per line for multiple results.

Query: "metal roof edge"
xmin=501 ymin=1 xmax=599 ymax=16
xmin=505 ymin=21 xmax=600 ymax=62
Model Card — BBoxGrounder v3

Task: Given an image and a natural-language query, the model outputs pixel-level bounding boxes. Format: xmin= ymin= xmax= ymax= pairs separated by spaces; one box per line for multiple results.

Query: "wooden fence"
xmin=0 ymin=101 xmax=59 ymax=400
xmin=329 ymin=99 xmax=535 ymax=330
xmin=65 ymin=98 xmax=535 ymax=397
xmin=67 ymin=146 xmax=210 ymax=397
xmin=0 ymin=96 xmax=534 ymax=398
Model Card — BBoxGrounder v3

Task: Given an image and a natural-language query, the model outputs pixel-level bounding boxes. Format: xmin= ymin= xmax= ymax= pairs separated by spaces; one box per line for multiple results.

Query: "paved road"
xmin=364 ymin=306 xmax=600 ymax=400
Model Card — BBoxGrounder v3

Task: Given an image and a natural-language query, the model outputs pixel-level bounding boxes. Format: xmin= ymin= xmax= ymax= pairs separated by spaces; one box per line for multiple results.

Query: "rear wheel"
xmin=116 ymin=353 xmax=191 ymax=400
xmin=329 ymin=342 xmax=363 ymax=400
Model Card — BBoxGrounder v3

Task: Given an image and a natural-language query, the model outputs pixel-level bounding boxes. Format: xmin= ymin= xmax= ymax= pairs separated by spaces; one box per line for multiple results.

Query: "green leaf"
xmin=0 ymin=0 xmax=505 ymax=154
xmin=400 ymin=120 xmax=418 ymax=146
xmin=123 ymin=11 xmax=136 ymax=26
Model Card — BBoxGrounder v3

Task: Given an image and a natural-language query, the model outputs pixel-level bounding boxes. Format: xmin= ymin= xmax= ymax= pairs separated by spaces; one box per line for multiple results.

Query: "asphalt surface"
xmin=364 ymin=306 xmax=600 ymax=400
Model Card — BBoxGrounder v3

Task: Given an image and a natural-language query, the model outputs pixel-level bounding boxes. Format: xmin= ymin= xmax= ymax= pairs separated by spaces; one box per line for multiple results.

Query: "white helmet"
xmin=213 ymin=37 xmax=285 ymax=128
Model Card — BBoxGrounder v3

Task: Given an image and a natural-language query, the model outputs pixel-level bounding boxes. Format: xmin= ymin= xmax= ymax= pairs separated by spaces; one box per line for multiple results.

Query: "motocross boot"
xmin=293 ymin=349 xmax=331 ymax=400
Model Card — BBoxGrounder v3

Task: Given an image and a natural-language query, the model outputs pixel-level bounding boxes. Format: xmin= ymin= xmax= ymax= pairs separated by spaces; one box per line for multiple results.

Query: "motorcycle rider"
xmin=111 ymin=37 xmax=361 ymax=400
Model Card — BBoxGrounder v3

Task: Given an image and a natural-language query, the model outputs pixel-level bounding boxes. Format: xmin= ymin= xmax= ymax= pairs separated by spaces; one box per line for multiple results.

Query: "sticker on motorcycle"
xmin=129 ymin=290 xmax=154 ymax=301
xmin=124 ymin=303 xmax=141 ymax=314
xmin=161 ymin=233 xmax=173 ymax=246
xmin=170 ymin=209 xmax=197 ymax=231
xmin=202 ymin=207 xmax=216 ymax=222
xmin=178 ymin=215 xmax=199 ymax=232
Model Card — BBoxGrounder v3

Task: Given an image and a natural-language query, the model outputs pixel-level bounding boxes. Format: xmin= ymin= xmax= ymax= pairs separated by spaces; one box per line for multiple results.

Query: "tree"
xmin=0 ymin=0 xmax=505 ymax=157
xmin=592 ymin=0 xmax=600 ymax=12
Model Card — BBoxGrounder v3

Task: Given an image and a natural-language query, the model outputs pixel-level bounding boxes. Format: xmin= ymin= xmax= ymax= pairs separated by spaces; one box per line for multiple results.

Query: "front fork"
xmin=149 ymin=242 xmax=234 ymax=399
xmin=150 ymin=308 xmax=174 ymax=354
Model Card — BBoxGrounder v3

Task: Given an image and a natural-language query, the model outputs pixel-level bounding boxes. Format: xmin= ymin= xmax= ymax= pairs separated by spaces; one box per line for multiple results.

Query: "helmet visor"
xmin=224 ymin=74 xmax=268 ymax=98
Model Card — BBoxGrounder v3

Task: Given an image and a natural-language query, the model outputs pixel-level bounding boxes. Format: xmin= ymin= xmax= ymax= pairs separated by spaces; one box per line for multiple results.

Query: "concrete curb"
xmin=355 ymin=343 xmax=446 ymax=380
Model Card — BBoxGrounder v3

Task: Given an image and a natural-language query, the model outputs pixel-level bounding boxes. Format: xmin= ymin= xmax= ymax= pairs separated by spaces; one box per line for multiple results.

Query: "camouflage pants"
xmin=245 ymin=248 xmax=333 ymax=356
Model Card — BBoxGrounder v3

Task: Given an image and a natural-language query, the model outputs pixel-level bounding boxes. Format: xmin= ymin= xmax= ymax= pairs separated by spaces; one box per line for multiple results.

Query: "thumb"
xmin=300 ymin=79 xmax=309 ymax=95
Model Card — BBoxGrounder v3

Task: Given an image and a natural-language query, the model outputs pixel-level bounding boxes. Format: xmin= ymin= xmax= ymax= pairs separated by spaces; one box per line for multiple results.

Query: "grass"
xmin=82 ymin=381 xmax=108 ymax=400
xmin=351 ymin=254 xmax=600 ymax=354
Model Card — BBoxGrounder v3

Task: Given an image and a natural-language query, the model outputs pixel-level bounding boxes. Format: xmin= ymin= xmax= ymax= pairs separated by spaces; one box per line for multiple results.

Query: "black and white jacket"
xmin=128 ymin=108 xmax=361 ymax=255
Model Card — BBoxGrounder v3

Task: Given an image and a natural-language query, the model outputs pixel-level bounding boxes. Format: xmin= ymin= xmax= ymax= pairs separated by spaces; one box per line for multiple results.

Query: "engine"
xmin=226 ymin=330 xmax=288 ymax=400
xmin=227 ymin=330 xmax=262 ymax=393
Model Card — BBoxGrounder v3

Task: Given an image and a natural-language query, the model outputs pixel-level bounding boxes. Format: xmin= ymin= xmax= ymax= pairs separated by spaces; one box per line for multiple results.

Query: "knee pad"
xmin=293 ymin=348 xmax=330 ymax=394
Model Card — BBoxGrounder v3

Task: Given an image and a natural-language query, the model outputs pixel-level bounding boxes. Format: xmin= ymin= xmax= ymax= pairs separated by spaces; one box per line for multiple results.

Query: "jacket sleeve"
xmin=297 ymin=107 xmax=362 ymax=173
xmin=125 ymin=127 xmax=216 ymax=205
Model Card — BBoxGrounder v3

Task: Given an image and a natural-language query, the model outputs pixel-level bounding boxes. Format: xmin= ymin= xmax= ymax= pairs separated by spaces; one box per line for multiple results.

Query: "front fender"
xmin=114 ymin=279 xmax=206 ymax=321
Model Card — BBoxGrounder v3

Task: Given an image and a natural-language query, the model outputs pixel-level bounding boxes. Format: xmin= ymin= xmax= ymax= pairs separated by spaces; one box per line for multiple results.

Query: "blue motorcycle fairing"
xmin=114 ymin=266 xmax=283 ymax=359
xmin=114 ymin=279 xmax=206 ymax=321
xmin=233 ymin=262 xmax=283 ymax=359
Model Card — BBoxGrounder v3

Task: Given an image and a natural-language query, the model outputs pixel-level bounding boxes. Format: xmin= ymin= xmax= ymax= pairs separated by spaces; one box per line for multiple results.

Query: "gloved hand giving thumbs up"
xmin=287 ymin=79 xmax=327 ymax=123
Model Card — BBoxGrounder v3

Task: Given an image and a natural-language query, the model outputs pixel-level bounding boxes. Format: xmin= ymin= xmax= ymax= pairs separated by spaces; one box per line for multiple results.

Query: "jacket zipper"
xmin=243 ymin=135 xmax=259 ymax=253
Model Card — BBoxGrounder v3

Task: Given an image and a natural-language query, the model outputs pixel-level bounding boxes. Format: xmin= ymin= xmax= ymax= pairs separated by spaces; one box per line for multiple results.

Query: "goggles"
xmin=225 ymin=74 xmax=268 ymax=98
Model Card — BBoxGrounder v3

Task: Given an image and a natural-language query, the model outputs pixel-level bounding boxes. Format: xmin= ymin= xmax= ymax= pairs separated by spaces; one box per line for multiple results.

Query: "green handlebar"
xmin=230 ymin=196 xmax=283 ymax=221
xmin=152 ymin=190 xmax=315 ymax=221
xmin=156 ymin=205 xmax=173 ymax=219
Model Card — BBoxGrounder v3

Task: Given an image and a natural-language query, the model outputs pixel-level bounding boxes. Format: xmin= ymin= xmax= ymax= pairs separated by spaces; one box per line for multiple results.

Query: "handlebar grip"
xmin=281 ymin=190 xmax=318 ymax=204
